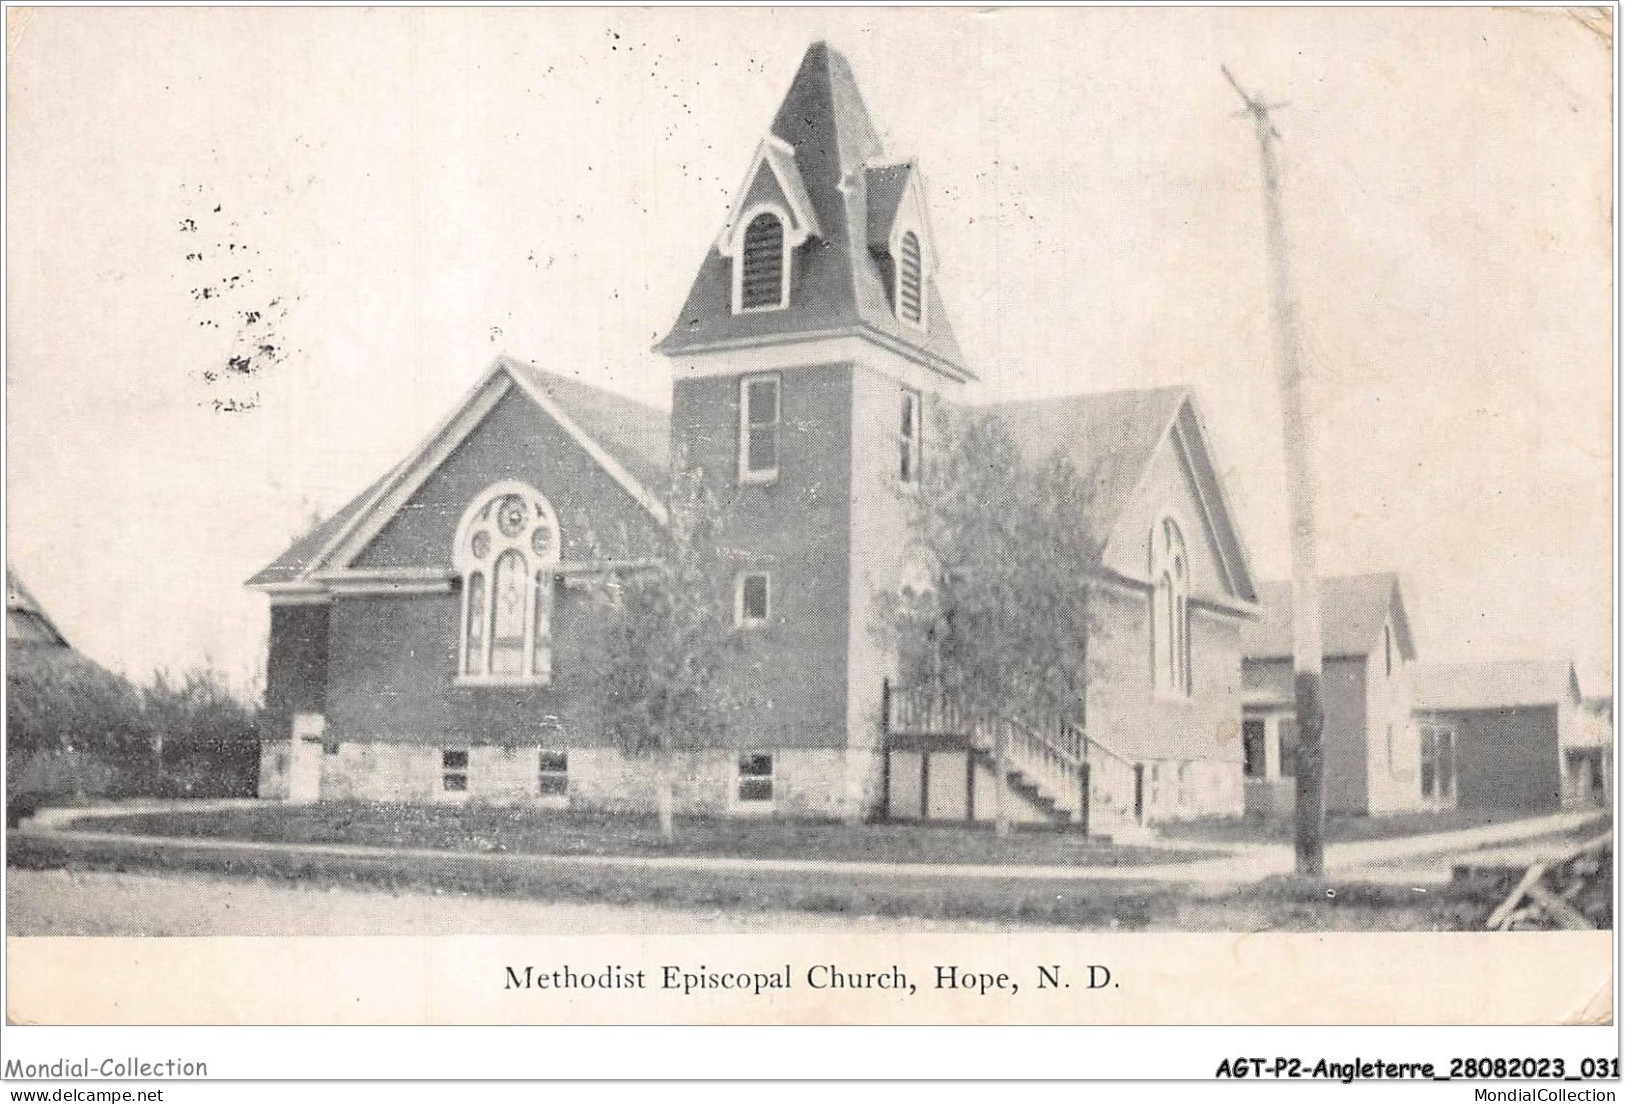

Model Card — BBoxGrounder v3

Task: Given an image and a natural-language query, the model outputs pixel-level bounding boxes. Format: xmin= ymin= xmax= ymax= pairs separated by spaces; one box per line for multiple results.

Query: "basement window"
xmin=442 ymin=748 xmax=469 ymax=793
xmin=737 ymin=753 xmax=775 ymax=804
xmin=538 ymin=750 xmax=569 ymax=797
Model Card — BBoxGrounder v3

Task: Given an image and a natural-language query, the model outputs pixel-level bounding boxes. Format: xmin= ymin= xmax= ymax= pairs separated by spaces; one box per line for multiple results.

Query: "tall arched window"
xmin=898 ymin=231 xmax=923 ymax=325
xmin=455 ymin=482 xmax=561 ymax=683
xmin=739 ymin=211 xmax=787 ymax=310
xmin=1150 ymin=516 xmax=1191 ymax=696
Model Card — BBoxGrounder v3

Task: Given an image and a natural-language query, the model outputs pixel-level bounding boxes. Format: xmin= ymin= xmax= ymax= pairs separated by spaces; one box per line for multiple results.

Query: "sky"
xmin=6 ymin=7 xmax=1614 ymax=695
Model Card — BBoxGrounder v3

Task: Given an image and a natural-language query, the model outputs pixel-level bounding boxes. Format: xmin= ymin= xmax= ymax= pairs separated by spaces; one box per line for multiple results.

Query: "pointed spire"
xmin=657 ymin=42 xmax=972 ymax=383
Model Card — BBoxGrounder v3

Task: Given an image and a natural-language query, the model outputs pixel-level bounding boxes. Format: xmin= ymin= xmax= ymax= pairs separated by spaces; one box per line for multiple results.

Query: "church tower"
xmin=656 ymin=42 xmax=972 ymax=819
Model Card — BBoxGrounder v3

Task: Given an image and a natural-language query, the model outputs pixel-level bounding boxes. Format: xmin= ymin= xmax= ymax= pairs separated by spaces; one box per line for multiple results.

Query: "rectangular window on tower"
xmin=898 ymin=388 xmax=922 ymax=485
xmin=739 ymin=374 xmax=780 ymax=483
xmin=736 ymin=571 xmax=771 ymax=629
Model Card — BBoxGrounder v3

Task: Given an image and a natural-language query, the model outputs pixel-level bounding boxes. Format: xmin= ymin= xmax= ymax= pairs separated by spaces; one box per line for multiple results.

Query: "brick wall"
xmin=670 ymin=363 xmax=854 ymax=750
xmin=1088 ymin=587 xmax=1245 ymax=767
xmin=354 ymin=387 xmax=662 ymax=570
xmin=844 ymin=360 xmax=941 ymax=817
xmin=323 ymin=584 xmax=624 ymax=748
xmin=262 ymin=603 xmax=329 ymax=738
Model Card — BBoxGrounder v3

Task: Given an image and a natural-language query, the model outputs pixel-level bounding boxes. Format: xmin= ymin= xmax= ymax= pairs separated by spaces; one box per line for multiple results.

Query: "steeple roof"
xmin=657 ymin=42 xmax=972 ymax=381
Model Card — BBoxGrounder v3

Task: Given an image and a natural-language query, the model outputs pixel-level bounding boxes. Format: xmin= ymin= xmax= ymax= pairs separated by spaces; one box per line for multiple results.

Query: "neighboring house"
xmin=1413 ymin=660 xmax=1589 ymax=811
xmin=1240 ymin=574 xmax=1427 ymax=817
xmin=1575 ymin=697 xmax=1613 ymax=805
xmin=7 ymin=571 xmax=70 ymax=648
xmin=7 ymin=566 xmax=144 ymax=804
xmin=248 ymin=42 xmax=1257 ymax=825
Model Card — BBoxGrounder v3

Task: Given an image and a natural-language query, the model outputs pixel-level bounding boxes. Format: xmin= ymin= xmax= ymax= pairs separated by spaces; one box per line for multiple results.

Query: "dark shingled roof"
xmin=246 ymin=358 xmax=669 ymax=589
xmin=984 ymin=385 xmax=1191 ymax=539
xmin=656 ymin=42 xmax=970 ymax=379
xmin=500 ymin=357 xmax=670 ymax=494
xmin=6 ymin=566 xmax=69 ymax=648
xmin=1416 ymin=659 xmax=1582 ymax=713
xmin=1242 ymin=574 xmax=1417 ymax=662
xmin=864 ymin=162 xmax=915 ymax=250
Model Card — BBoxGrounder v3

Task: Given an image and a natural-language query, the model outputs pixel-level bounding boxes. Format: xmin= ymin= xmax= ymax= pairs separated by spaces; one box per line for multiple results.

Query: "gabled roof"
xmin=502 ymin=358 xmax=669 ymax=495
xmin=247 ymin=356 xmax=669 ymax=590
xmin=1242 ymin=573 xmax=1418 ymax=663
xmin=6 ymin=566 xmax=69 ymax=648
xmin=986 ymin=385 xmax=1258 ymax=604
xmin=864 ymin=163 xmax=915 ymax=250
xmin=656 ymin=41 xmax=971 ymax=381
xmin=1416 ymin=659 xmax=1583 ymax=713
xmin=717 ymin=136 xmax=821 ymax=254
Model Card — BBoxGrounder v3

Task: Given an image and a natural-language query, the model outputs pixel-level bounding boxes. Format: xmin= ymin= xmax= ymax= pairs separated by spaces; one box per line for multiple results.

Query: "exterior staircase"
xmin=883 ymin=681 xmax=1150 ymax=841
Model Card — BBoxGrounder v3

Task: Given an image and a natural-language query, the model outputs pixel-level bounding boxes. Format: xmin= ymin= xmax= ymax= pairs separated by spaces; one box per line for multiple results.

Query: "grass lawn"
xmin=66 ymin=802 xmax=1219 ymax=867
xmin=1157 ymin=805 xmax=1578 ymax=846
xmin=8 ymin=832 xmax=1499 ymax=932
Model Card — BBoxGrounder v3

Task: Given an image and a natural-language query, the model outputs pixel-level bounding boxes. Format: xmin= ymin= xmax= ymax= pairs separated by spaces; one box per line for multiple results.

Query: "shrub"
xmin=142 ymin=668 xmax=261 ymax=797
xmin=6 ymin=646 xmax=151 ymax=803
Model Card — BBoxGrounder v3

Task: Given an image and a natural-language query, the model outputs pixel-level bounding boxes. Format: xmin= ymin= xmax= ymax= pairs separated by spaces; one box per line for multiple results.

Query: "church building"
xmin=249 ymin=42 xmax=1259 ymax=828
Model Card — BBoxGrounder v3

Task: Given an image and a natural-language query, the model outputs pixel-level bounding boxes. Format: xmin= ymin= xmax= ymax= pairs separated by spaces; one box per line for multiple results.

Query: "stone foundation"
xmin=258 ymin=740 xmax=291 ymax=800
xmin=257 ymin=737 xmax=850 ymax=818
xmin=1138 ymin=758 xmax=1244 ymax=822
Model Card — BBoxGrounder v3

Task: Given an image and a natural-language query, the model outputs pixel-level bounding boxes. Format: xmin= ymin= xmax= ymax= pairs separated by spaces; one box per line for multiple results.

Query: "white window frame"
xmin=731 ymin=203 xmax=792 ymax=315
xmin=453 ymin=481 xmax=561 ymax=687
xmin=735 ymin=570 xmax=771 ymax=630
xmin=1149 ymin=514 xmax=1192 ymax=698
xmin=734 ymin=751 xmax=776 ymax=812
xmin=898 ymin=386 xmax=922 ymax=486
xmin=738 ymin=374 xmax=781 ymax=485
xmin=439 ymin=747 xmax=470 ymax=800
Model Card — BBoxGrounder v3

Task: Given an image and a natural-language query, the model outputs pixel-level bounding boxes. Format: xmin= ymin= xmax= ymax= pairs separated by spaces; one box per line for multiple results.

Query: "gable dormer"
xmin=716 ymin=136 xmax=821 ymax=314
xmin=866 ymin=162 xmax=938 ymax=331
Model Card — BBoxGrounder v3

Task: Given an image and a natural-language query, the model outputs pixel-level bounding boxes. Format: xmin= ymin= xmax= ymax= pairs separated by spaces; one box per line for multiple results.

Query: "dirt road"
xmin=6 ymin=866 xmax=1047 ymax=936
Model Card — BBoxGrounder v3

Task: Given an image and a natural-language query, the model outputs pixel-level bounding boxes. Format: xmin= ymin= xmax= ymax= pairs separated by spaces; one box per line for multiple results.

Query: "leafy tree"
xmin=6 ymin=647 xmax=149 ymax=804
xmin=141 ymin=666 xmax=261 ymax=797
xmin=879 ymin=408 xmax=1104 ymax=833
xmin=593 ymin=463 xmax=740 ymax=843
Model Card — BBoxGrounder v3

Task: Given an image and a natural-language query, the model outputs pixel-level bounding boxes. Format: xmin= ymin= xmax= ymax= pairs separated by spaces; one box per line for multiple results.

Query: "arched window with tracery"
xmin=1150 ymin=516 xmax=1191 ymax=696
xmin=454 ymin=482 xmax=561 ymax=683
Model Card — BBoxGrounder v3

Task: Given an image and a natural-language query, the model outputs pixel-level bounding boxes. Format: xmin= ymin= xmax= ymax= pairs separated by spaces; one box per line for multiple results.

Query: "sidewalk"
xmin=17 ymin=800 xmax=1607 ymax=887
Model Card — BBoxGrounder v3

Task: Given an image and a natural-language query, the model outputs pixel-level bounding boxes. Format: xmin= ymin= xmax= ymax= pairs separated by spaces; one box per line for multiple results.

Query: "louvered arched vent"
xmin=740 ymin=213 xmax=786 ymax=309
xmin=898 ymin=231 xmax=923 ymax=324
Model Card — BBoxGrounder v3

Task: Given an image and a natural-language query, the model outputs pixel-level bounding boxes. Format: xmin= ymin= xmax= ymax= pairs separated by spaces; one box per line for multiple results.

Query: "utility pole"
xmin=1223 ymin=65 xmax=1327 ymax=877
